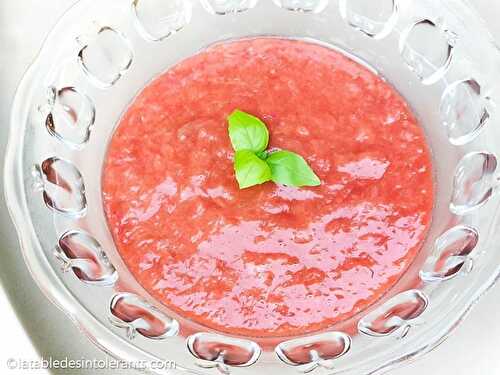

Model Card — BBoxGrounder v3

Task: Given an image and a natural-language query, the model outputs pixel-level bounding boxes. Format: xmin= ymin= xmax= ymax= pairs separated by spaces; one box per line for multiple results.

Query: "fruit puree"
xmin=102 ymin=38 xmax=434 ymax=337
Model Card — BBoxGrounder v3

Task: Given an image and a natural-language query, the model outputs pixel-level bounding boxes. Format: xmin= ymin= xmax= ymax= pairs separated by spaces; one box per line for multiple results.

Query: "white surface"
xmin=0 ymin=285 xmax=46 ymax=374
xmin=0 ymin=1 xmax=499 ymax=374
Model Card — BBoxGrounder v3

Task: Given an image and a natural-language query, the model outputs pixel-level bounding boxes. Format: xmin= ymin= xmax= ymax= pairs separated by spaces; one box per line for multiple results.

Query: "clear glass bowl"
xmin=5 ymin=0 xmax=500 ymax=374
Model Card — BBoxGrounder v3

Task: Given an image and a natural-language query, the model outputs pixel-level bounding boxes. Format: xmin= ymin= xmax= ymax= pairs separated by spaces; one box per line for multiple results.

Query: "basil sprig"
xmin=228 ymin=109 xmax=321 ymax=189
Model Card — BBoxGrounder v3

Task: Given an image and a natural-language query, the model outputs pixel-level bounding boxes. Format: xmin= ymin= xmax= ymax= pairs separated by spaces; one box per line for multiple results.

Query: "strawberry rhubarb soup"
xmin=103 ymin=38 xmax=434 ymax=338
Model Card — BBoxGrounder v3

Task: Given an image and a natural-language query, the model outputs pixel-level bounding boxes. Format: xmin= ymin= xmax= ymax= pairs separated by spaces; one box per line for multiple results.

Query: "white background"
xmin=0 ymin=1 xmax=499 ymax=374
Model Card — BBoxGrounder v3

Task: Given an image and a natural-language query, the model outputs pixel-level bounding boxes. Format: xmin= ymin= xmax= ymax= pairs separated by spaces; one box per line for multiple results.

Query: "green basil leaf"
xmin=267 ymin=150 xmax=321 ymax=187
xmin=256 ymin=150 xmax=269 ymax=160
xmin=228 ymin=110 xmax=269 ymax=153
xmin=234 ymin=150 xmax=272 ymax=189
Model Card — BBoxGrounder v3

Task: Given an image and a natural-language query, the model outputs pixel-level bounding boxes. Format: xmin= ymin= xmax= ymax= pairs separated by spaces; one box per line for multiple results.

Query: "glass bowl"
xmin=5 ymin=0 xmax=500 ymax=374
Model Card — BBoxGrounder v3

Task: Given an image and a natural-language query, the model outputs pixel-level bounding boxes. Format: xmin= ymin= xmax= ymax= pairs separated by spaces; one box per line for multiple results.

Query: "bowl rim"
xmin=4 ymin=1 xmax=500 ymax=374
